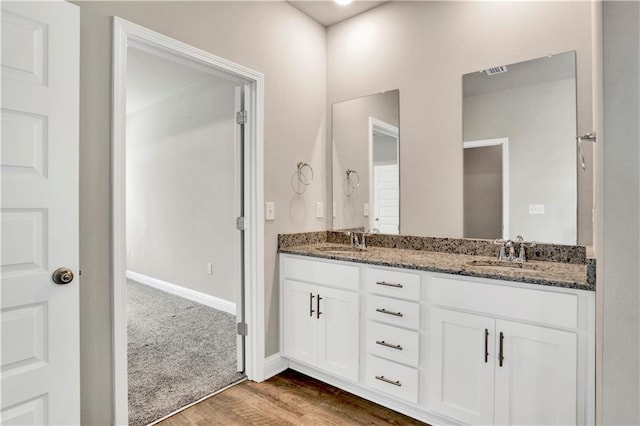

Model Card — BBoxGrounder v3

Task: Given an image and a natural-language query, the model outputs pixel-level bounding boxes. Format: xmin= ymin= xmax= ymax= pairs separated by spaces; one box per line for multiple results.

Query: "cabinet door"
xmin=283 ymin=279 xmax=318 ymax=366
xmin=428 ymin=308 xmax=495 ymax=425
xmin=494 ymin=321 xmax=577 ymax=425
xmin=317 ymin=286 xmax=360 ymax=382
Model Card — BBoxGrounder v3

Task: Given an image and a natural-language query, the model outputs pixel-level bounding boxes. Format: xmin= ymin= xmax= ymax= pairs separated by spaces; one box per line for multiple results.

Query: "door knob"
xmin=52 ymin=268 xmax=74 ymax=285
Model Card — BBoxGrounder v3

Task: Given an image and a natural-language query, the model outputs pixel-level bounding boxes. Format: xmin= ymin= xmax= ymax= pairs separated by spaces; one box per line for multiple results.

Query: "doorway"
xmin=368 ymin=117 xmax=399 ymax=234
xmin=112 ymin=18 xmax=265 ymax=425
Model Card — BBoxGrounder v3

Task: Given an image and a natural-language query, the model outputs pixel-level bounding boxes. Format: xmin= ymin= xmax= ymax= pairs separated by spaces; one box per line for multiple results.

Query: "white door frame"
xmin=463 ymin=137 xmax=509 ymax=240
xmin=368 ymin=117 xmax=399 ymax=233
xmin=112 ymin=17 xmax=265 ymax=425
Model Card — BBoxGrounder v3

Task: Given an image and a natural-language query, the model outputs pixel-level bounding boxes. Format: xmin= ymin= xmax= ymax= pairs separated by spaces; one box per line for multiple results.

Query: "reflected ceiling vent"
xmin=485 ymin=65 xmax=508 ymax=76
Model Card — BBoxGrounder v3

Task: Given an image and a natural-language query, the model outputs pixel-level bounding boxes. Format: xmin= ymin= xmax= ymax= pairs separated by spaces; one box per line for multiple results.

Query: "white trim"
xmin=126 ymin=270 xmax=236 ymax=315
xmin=263 ymin=353 xmax=290 ymax=380
xmin=112 ymin=17 xmax=265 ymax=425
xmin=463 ymin=137 xmax=510 ymax=240
xmin=368 ymin=117 xmax=400 ymax=233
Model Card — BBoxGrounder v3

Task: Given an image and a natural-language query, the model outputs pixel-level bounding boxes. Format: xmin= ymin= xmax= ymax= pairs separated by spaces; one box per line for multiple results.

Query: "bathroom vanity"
xmin=278 ymin=233 xmax=595 ymax=425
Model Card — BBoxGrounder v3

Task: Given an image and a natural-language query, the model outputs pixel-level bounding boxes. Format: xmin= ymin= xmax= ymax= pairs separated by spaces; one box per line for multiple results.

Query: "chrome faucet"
xmin=494 ymin=236 xmax=535 ymax=263
xmin=350 ymin=232 xmax=366 ymax=250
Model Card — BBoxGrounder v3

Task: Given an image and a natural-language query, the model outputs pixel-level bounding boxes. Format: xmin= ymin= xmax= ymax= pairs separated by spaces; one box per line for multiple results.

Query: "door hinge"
xmin=236 ymin=216 xmax=248 ymax=231
xmin=236 ymin=110 xmax=248 ymax=125
xmin=237 ymin=322 xmax=248 ymax=336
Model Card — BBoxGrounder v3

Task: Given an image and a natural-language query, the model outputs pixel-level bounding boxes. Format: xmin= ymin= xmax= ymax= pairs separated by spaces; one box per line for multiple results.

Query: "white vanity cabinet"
xmin=279 ymin=253 xmax=595 ymax=426
xmin=282 ymin=256 xmax=360 ymax=382
xmin=428 ymin=276 xmax=583 ymax=425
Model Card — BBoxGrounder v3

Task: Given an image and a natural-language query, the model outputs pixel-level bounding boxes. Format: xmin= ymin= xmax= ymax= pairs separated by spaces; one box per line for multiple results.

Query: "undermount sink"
xmin=315 ymin=246 xmax=367 ymax=254
xmin=466 ymin=259 xmax=539 ymax=272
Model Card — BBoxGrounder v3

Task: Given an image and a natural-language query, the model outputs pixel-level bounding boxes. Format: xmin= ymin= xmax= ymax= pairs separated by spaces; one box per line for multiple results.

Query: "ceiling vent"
xmin=484 ymin=65 xmax=508 ymax=76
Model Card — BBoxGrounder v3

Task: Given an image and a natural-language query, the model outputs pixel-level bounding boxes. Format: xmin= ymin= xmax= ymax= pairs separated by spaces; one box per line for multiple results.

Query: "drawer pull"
xmin=484 ymin=328 xmax=489 ymax=363
xmin=376 ymin=308 xmax=403 ymax=317
xmin=375 ymin=375 xmax=402 ymax=387
xmin=499 ymin=331 xmax=505 ymax=367
xmin=317 ymin=295 xmax=322 ymax=319
xmin=376 ymin=340 xmax=403 ymax=351
xmin=376 ymin=281 xmax=403 ymax=288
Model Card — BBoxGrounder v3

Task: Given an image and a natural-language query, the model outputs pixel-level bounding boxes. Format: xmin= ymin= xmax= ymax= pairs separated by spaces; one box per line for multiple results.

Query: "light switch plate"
xmin=265 ymin=202 xmax=275 ymax=221
xmin=364 ymin=203 xmax=369 ymax=217
xmin=528 ymin=204 xmax=545 ymax=215
xmin=316 ymin=202 xmax=324 ymax=218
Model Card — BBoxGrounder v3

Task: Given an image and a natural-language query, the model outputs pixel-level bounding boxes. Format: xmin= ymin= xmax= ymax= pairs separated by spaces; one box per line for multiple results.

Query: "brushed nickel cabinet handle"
xmin=309 ymin=292 xmax=315 ymax=317
xmin=375 ymin=375 xmax=402 ymax=387
xmin=376 ymin=340 xmax=403 ymax=351
xmin=317 ymin=295 xmax=322 ymax=319
xmin=376 ymin=281 xmax=403 ymax=288
xmin=484 ymin=328 xmax=489 ymax=363
xmin=376 ymin=308 xmax=403 ymax=317
xmin=499 ymin=331 xmax=505 ymax=367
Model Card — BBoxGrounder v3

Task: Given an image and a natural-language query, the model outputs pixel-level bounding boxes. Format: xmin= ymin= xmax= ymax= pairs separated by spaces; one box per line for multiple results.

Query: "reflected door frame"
xmin=463 ymin=138 xmax=510 ymax=240
xmin=368 ymin=117 xmax=400 ymax=234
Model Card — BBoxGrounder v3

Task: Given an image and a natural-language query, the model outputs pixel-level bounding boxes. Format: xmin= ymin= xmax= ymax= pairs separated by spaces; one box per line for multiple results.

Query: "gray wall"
xmin=464 ymin=145 xmax=502 ymax=239
xmin=126 ymin=79 xmax=238 ymax=302
xmin=327 ymin=1 xmax=593 ymax=243
xmin=76 ymin=2 xmax=326 ymax=424
xmin=463 ymin=78 xmax=577 ymax=244
xmin=602 ymin=1 xmax=640 ymax=423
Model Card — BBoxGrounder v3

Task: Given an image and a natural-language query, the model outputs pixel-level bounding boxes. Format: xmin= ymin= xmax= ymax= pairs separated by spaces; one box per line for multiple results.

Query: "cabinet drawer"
xmin=366 ymin=321 xmax=419 ymax=367
xmin=283 ymin=256 xmax=359 ymax=291
xmin=431 ymin=276 xmax=579 ymax=329
xmin=368 ymin=295 xmax=420 ymax=330
xmin=365 ymin=355 xmax=419 ymax=404
xmin=365 ymin=268 xmax=420 ymax=300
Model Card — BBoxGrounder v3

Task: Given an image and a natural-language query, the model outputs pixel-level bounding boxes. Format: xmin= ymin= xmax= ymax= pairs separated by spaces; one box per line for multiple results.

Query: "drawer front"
xmin=368 ymin=295 xmax=420 ymax=330
xmin=366 ymin=321 xmax=419 ymax=367
xmin=365 ymin=355 xmax=419 ymax=404
xmin=282 ymin=256 xmax=359 ymax=291
xmin=365 ymin=267 xmax=421 ymax=301
xmin=431 ymin=276 xmax=579 ymax=329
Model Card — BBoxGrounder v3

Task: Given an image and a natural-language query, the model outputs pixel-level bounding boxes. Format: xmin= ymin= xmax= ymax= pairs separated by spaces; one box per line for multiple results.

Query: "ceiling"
xmin=287 ymin=1 xmax=388 ymax=27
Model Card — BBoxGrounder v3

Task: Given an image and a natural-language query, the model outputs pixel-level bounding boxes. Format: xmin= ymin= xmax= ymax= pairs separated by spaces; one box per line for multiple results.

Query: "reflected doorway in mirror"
xmin=369 ymin=117 xmax=399 ymax=234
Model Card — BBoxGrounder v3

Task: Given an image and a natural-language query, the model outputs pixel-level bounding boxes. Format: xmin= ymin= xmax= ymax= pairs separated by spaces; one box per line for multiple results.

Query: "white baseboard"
xmin=126 ymin=270 xmax=236 ymax=315
xmin=263 ymin=353 xmax=289 ymax=380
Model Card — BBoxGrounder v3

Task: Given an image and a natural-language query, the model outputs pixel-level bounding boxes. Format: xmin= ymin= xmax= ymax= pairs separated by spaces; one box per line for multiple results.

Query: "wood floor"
xmin=157 ymin=369 xmax=427 ymax=425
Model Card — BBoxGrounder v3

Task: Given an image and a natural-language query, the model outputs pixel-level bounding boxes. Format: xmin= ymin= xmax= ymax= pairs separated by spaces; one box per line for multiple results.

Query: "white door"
xmin=373 ymin=165 xmax=399 ymax=234
xmin=494 ymin=320 xmax=577 ymax=425
xmin=1 ymin=2 xmax=80 ymax=425
xmin=316 ymin=286 xmax=359 ymax=382
xmin=428 ymin=308 xmax=495 ymax=425
xmin=283 ymin=280 xmax=318 ymax=366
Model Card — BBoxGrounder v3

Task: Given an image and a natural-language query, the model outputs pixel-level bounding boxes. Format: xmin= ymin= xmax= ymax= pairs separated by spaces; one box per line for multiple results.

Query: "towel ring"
xmin=344 ymin=169 xmax=360 ymax=197
xmin=577 ymin=132 xmax=596 ymax=171
xmin=291 ymin=161 xmax=314 ymax=194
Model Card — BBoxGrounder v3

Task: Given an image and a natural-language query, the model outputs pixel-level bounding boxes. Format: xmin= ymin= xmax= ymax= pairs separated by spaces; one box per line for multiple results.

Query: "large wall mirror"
xmin=332 ymin=90 xmax=400 ymax=233
xmin=463 ymin=51 xmax=577 ymax=244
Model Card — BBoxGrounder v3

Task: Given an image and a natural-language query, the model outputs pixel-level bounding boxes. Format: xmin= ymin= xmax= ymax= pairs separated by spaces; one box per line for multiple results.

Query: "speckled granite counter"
xmin=279 ymin=239 xmax=595 ymax=291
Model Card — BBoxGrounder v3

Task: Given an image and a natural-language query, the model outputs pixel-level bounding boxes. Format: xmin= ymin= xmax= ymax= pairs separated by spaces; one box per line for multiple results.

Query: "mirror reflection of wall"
xmin=332 ymin=90 xmax=399 ymax=232
xmin=463 ymin=52 xmax=577 ymax=244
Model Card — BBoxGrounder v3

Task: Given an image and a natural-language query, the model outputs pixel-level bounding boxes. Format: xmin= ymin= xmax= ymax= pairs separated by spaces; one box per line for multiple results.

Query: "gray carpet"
xmin=127 ymin=279 xmax=244 ymax=426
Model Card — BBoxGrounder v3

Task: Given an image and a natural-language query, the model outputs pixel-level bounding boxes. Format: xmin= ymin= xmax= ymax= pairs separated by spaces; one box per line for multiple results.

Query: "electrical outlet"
xmin=265 ymin=202 xmax=275 ymax=221
xmin=316 ymin=202 xmax=324 ymax=218
xmin=333 ymin=202 xmax=337 ymax=218
xmin=207 ymin=263 xmax=213 ymax=275
xmin=364 ymin=203 xmax=369 ymax=217
xmin=528 ymin=204 xmax=545 ymax=215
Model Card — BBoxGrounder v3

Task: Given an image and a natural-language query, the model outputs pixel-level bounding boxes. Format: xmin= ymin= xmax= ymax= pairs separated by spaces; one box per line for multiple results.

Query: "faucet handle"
xmin=516 ymin=235 xmax=524 ymax=242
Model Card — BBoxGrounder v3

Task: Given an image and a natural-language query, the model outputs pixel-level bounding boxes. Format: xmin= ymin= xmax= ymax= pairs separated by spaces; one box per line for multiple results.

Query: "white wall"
xmin=464 ymin=78 xmax=577 ymax=244
xmin=602 ymin=2 xmax=640 ymax=423
xmin=126 ymin=79 xmax=238 ymax=302
xmin=327 ymin=1 xmax=593 ymax=244
xmin=76 ymin=3 xmax=326 ymax=424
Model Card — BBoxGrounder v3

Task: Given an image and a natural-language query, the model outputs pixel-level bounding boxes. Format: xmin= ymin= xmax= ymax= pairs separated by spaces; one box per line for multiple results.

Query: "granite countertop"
xmin=280 ymin=242 xmax=594 ymax=291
